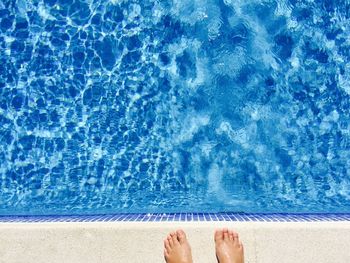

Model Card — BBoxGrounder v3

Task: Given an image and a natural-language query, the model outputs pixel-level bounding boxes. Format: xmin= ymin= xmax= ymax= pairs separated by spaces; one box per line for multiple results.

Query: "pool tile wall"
xmin=1 ymin=213 xmax=349 ymax=223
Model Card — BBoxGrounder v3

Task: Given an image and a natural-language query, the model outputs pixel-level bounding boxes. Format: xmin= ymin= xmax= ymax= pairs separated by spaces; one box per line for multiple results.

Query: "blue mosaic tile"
xmin=1 ymin=213 xmax=350 ymax=223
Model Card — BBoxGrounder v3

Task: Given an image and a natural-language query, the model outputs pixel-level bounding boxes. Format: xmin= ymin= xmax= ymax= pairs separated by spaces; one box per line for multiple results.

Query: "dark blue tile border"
xmin=0 ymin=213 xmax=350 ymax=222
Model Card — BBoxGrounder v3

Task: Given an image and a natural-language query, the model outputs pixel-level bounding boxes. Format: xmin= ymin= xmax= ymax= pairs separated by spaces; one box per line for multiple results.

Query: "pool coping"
xmin=1 ymin=221 xmax=350 ymax=263
xmin=1 ymin=212 xmax=350 ymax=222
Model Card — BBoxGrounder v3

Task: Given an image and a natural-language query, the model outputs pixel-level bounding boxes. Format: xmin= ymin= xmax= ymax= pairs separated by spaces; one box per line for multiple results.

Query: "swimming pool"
xmin=0 ymin=0 xmax=349 ymax=216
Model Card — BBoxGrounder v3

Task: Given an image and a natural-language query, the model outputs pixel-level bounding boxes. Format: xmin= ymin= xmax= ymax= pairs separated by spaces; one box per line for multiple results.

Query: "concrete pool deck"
xmin=0 ymin=221 xmax=349 ymax=263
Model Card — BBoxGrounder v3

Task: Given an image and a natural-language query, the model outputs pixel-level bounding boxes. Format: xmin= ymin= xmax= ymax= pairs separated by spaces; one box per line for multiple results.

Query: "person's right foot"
xmin=214 ymin=228 xmax=244 ymax=263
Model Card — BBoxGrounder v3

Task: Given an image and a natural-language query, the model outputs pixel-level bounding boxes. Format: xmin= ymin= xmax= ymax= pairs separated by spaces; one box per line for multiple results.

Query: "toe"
xmin=176 ymin=229 xmax=187 ymax=244
xmin=240 ymin=242 xmax=245 ymax=254
xmin=223 ymin=228 xmax=229 ymax=241
xmin=164 ymin=239 xmax=171 ymax=252
xmin=231 ymin=230 xmax=238 ymax=237
xmin=172 ymin=232 xmax=179 ymax=245
xmin=233 ymin=232 xmax=239 ymax=241
xmin=167 ymin=234 xmax=174 ymax=246
xmin=214 ymin=229 xmax=224 ymax=242
xmin=233 ymin=234 xmax=240 ymax=246
xmin=228 ymin=230 xmax=234 ymax=242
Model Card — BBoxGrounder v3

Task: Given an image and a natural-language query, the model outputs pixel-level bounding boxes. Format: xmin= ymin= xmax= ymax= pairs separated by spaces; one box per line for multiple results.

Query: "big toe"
xmin=176 ymin=229 xmax=187 ymax=244
xmin=214 ymin=229 xmax=224 ymax=242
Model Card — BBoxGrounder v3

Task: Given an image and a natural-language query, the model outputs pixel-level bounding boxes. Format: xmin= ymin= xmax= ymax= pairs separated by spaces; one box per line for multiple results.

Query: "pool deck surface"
xmin=0 ymin=221 xmax=349 ymax=263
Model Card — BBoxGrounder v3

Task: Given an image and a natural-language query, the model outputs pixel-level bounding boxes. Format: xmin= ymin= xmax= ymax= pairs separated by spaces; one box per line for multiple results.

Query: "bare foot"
xmin=164 ymin=229 xmax=193 ymax=263
xmin=215 ymin=228 xmax=244 ymax=263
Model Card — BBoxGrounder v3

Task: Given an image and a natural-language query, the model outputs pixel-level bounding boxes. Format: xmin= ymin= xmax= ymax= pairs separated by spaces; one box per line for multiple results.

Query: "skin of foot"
xmin=215 ymin=228 xmax=244 ymax=263
xmin=164 ymin=229 xmax=193 ymax=263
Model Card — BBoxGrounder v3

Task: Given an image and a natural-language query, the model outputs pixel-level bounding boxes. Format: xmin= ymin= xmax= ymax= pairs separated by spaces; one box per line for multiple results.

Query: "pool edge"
xmin=1 ymin=212 xmax=350 ymax=222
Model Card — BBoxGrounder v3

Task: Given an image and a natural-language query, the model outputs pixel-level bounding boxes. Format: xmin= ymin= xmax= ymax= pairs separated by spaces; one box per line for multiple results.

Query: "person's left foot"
xmin=164 ymin=229 xmax=193 ymax=263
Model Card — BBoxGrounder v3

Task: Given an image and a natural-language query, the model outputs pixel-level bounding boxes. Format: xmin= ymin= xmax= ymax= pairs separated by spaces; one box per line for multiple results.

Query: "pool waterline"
xmin=1 ymin=212 xmax=350 ymax=223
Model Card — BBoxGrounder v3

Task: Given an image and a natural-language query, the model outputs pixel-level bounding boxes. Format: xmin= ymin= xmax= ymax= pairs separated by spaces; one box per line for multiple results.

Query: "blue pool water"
xmin=0 ymin=0 xmax=350 ymax=215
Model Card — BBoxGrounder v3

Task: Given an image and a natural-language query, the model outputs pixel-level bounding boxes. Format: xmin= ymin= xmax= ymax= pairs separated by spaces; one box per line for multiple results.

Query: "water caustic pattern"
xmin=0 ymin=0 xmax=349 ymax=215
